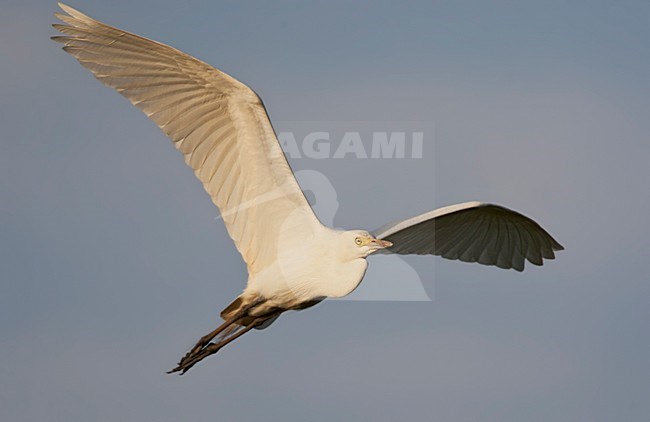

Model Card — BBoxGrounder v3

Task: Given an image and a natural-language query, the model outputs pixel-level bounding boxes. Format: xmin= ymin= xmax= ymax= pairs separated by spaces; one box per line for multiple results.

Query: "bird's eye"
xmin=355 ymin=237 xmax=363 ymax=246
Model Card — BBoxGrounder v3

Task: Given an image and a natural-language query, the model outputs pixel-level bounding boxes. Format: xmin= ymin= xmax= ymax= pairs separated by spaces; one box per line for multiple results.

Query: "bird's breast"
xmin=320 ymin=258 xmax=368 ymax=298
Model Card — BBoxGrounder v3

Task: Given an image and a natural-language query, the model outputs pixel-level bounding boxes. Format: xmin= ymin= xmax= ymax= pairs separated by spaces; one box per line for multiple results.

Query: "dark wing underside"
xmin=373 ymin=202 xmax=564 ymax=271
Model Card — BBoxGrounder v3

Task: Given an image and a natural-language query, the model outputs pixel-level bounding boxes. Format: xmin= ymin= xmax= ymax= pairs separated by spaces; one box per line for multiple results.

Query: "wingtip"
xmin=57 ymin=2 xmax=91 ymax=20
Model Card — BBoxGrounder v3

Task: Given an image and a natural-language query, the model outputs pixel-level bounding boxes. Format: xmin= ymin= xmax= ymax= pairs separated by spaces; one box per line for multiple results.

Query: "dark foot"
xmin=167 ymin=342 xmax=225 ymax=375
xmin=167 ymin=319 xmax=263 ymax=375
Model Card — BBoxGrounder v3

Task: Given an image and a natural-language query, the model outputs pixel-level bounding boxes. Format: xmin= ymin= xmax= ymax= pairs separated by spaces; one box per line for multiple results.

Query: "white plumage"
xmin=52 ymin=3 xmax=563 ymax=374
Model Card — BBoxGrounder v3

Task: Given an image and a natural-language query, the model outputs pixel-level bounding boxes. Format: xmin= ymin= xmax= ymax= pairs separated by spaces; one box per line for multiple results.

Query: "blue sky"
xmin=1 ymin=1 xmax=649 ymax=421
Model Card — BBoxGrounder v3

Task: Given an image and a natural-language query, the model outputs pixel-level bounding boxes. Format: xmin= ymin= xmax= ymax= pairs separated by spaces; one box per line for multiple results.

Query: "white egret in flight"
xmin=52 ymin=3 xmax=563 ymax=374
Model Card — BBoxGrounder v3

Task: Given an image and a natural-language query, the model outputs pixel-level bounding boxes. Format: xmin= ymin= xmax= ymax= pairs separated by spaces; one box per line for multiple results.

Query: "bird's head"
xmin=340 ymin=230 xmax=393 ymax=259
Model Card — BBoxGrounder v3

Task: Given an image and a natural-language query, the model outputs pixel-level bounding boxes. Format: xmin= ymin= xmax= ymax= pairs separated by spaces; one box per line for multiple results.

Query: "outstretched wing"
xmin=52 ymin=3 xmax=320 ymax=274
xmin=373 ymin=201 xmax=563 ymax=271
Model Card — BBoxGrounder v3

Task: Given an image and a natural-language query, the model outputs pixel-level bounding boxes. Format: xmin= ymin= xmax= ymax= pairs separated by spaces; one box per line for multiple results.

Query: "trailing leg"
xmin=168 ymin=314 xmax=276 ymax=374
xmin=172 ymin=297 xmax=266 ymax=370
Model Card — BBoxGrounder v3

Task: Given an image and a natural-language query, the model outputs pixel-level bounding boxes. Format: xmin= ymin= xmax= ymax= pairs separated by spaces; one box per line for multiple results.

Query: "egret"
xmin=52 ymin=3 xmax=563 ymax=374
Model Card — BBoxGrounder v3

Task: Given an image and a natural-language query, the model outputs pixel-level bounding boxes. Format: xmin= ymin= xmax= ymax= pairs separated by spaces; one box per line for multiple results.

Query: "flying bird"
xmin=52 ymin=3 xmax=563 ymax=374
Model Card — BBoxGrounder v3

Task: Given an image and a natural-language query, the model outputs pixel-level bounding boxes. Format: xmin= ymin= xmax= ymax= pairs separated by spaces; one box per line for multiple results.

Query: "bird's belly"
xmin=247 ymin=257 xmax=368 ymax=304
